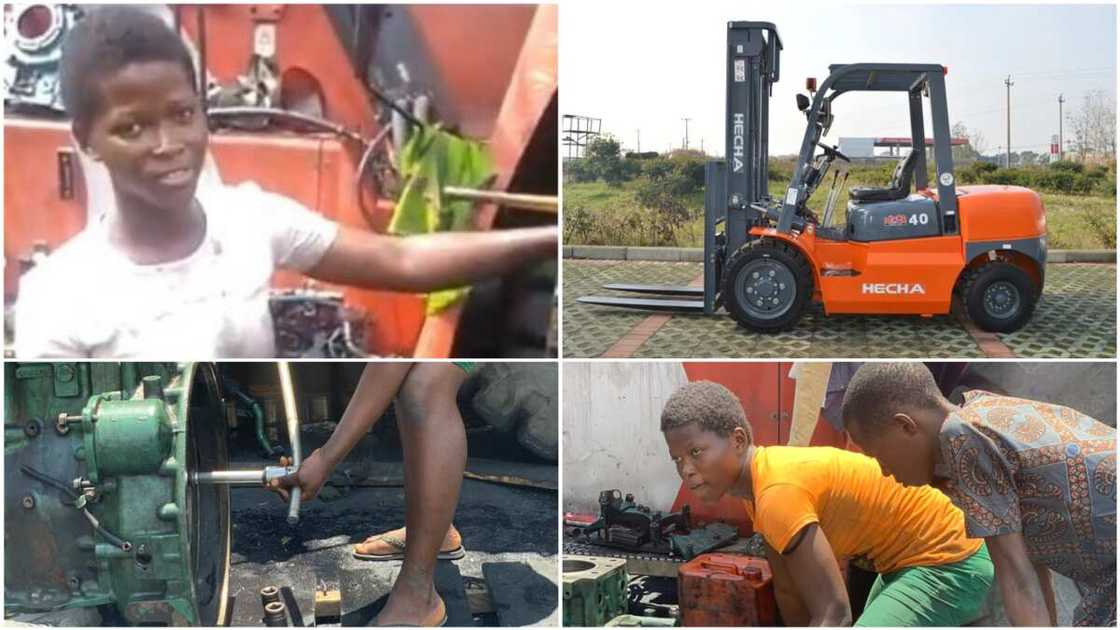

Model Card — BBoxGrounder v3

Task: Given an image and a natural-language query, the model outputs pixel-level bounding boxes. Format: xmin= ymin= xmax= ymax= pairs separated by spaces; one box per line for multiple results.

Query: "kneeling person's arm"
xmin=769 ymin=524 xmax=852 ymax=627
xmin=987 ymin=532 xmax=1052 ymax=626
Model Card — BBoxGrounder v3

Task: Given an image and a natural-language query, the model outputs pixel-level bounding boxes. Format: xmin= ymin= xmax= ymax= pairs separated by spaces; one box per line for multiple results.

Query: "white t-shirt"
xmin=14 ymin=181 xmax=339 ymax=358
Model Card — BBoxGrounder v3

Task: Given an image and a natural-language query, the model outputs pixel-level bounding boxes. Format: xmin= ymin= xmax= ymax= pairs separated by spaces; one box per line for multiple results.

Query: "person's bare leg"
xmin=374 ymin=364 xmax=468 ymax=626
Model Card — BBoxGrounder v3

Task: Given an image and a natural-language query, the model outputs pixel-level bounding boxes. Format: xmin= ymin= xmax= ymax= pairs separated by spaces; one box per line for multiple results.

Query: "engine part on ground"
xmin=573 ymin=491 xmax=739 ymax=563
xmin=606 ymin=614 xmax=678 ymax=627
xmin=3 ymin=4 xmax=83 ymax=112
xmin=261 ymin=585 xmax=281 ymax=607
xmin=269 ymin=290 xmax=371 ymax=358
xmin=263 ymin=600 xmax=289 ymax=626
xmin=277 ymin=362 xmax=303 ymax=524
xmin=562 ymin=556 xmax=628 ymax=627
xmin=678 ymin=553 xmax=777 ymax=627
xmin=669 ymin=523 xmax=739 ymax=560
xmin=579 ymin=491 xmax=689 ymax=555
xmin=4 ymin=362 xmax=231 ymax=625
xmin=466 ymin=362 xmax=558 ymax=460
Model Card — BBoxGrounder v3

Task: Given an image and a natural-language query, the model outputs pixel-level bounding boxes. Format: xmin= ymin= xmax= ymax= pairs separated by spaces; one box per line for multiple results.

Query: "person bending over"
xmin=842 ymin=363 xmax=1116 ymax=627
xmin=660 ymin=380 xmax=993 ymax=627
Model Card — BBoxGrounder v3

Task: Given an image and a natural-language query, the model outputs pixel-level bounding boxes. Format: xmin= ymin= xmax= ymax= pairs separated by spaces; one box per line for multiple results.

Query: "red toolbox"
xmin=678 ymin=553 xmax=778 ymax=627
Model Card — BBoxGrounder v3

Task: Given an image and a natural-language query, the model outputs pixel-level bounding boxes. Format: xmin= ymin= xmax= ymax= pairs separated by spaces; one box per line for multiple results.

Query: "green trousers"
xmin=854 ymin=543 xmax=993 ymax=627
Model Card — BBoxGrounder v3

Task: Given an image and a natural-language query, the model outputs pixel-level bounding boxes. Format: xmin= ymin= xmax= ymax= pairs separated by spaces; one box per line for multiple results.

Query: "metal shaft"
xmin=442 ymin=186 xmax=558 ymax=213
xmin=191 ymin=465 xmax=295 ymax=486
xmin=192 ymin=470 xmax=265 ymax=486
xmin=277 ymin=362 xmax=302 ymax=525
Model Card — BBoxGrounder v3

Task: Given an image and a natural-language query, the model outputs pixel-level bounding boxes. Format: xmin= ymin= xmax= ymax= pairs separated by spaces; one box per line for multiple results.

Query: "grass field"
xmin=564 ymin=178 xmax=1116 ymax=249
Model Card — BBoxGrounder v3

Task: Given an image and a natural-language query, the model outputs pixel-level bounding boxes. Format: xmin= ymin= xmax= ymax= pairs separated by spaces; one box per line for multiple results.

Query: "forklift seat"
xmin=849 ymin=150 xmax=918 ymax=203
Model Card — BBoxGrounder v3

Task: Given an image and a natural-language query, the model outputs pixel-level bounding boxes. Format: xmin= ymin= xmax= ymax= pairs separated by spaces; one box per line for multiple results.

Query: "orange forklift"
xmin=580 ymin=22 xmax=1046 ymax=333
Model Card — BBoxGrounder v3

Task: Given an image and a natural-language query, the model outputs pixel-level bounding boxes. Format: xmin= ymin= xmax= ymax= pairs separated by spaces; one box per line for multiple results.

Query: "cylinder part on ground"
xmin=4 ymin=362 xmax=231 ymax=626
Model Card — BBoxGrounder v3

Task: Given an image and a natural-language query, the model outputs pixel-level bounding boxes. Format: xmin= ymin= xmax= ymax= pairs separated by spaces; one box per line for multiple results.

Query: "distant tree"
xmin=1069 ymin=90 xmax=1117 ymax=159
xmin=951 ymin=121 xmax=985 ymax=162
xmin=585 ymin=135 xmax=625 ymax=185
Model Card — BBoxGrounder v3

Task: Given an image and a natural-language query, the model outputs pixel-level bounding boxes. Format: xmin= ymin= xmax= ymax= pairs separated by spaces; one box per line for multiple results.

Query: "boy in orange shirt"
xmin=661 ymin=381 xmax=993 ymax=626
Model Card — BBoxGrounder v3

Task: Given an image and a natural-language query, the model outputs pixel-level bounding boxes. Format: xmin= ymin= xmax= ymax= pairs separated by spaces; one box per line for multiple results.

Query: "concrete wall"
xmin=562 ymin=362 xmax=687 ymax=514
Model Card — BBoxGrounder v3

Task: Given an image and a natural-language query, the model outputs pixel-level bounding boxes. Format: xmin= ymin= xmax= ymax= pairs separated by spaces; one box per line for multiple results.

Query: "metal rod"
xmin=192 ymin=470 xmax=265 ymax=486
xmin=442 ymin=186 xmax=558 ymax=213
xmin=277 ymin=362 xmax=302 ymax=525
xmin=191 ymin=465 xmax=294 ymax=486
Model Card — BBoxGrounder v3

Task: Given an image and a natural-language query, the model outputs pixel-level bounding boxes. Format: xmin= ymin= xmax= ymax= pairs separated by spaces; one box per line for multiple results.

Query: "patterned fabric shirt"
xmin=933 ymin=390 xmax=1116 ymax=587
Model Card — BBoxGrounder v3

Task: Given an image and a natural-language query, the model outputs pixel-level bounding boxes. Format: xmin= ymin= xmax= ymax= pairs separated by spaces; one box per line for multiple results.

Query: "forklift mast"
xmin=723 ymin=21 xmax=782 ymax=254
xmin=703 ymin=22 xmax=782 ymax=313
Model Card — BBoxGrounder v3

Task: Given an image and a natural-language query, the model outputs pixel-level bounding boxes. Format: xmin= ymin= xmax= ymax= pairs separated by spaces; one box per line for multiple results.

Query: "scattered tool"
xmin=580 ymin=22 xmax=1046 ymax=334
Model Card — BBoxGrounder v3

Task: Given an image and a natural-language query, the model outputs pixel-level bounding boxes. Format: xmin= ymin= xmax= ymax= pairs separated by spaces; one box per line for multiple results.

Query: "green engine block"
xmin=4 ymin=362 xmax=230 ymax=625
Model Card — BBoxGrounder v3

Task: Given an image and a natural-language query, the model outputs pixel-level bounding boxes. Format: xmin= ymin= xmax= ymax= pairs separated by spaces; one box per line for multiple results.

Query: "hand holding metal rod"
xmin=277 ymin=361 xmax=303 ymax=525
xmin=192 ymin=465 xmax=296 ymax=486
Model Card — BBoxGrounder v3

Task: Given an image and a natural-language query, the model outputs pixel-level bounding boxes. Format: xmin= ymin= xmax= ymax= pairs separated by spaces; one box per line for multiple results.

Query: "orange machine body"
xmin=749 ymin=184 xmax=1047 ymax=316
xmin=3 ymin=4 xmax=557 ymax=357
xmin=678 ymin=553 xmax=778 ymax=627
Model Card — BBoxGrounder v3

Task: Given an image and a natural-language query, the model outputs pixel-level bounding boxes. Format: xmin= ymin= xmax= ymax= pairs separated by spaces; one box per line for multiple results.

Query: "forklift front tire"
xmin=722 ymin=239 xmax=813 ymax=333
xmin=961 ymin=261 xmax=1038 ymax=333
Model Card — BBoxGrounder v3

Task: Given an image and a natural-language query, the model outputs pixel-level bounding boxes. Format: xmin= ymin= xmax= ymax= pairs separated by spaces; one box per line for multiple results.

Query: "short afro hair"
xmin=841 ymin=363 xmax=945 ymax=435
xmin=661 ymin=381 xmax=753 ymax=440
xmin=60 ymin=6 xmax=198 ymax=143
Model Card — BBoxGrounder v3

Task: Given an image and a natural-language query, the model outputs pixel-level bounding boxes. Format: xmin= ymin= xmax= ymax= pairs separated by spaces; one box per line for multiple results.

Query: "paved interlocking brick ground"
xmin=563 ymin=261 xmax=1116 ymax=358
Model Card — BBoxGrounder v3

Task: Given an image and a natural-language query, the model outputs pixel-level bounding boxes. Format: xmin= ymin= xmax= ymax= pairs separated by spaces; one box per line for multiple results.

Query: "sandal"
xmin=353 ymin=525 xmax=465 ymax=561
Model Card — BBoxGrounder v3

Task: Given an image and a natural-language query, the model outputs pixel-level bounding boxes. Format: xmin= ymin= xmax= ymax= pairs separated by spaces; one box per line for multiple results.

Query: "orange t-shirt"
xmin=742 ymin=446 xmax=981 ymax=574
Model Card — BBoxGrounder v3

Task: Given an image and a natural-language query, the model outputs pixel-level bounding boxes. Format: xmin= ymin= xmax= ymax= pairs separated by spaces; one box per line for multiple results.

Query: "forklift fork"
xmin=577 ymin=152 xmax=733 ymax=315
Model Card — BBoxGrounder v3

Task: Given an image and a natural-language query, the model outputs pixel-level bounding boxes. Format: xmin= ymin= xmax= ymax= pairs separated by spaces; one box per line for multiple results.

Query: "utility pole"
xmin=1058 ymin=93 xmax=1065 ymax=160
xmin=1004 ymin=75 xmax=1013 ymax=168
xmin=700 ymin=137 xmax=705 ymax=154
xmin=682 ymin=117 xmax=691 ymax=151
xmin=636 ymin=129 xmax=641 ymax=153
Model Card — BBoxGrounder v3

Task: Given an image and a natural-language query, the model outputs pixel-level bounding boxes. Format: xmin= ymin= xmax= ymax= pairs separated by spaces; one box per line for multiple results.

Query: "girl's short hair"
xmin=661 ymin=380 xmax=753 ymax=440
xmin=60 ymin=6 xmax=198 ymax=143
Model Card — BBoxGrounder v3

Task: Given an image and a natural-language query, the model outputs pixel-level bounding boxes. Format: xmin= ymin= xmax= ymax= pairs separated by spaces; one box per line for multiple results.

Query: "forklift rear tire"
xmin=722 ymin=239 xmax=813 ymax=332
xmin=961 ymin=261 xmax=1038 ymax=333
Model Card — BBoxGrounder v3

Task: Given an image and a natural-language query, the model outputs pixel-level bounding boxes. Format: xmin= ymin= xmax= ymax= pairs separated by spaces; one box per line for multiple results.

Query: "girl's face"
xmin=82 ymin=60 xmax=208 ymax=214
xmin=663 ymin=422 xmax=749 ymax=504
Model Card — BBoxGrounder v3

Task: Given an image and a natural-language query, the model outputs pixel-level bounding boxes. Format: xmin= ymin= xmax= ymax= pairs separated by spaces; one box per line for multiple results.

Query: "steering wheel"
xmin=817 ymin=142 xmax=851 ymax=163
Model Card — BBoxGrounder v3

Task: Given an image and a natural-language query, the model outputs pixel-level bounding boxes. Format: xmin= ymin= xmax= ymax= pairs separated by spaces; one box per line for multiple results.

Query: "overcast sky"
xmin=561 ymin=2 xmax=1116 ymax=157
